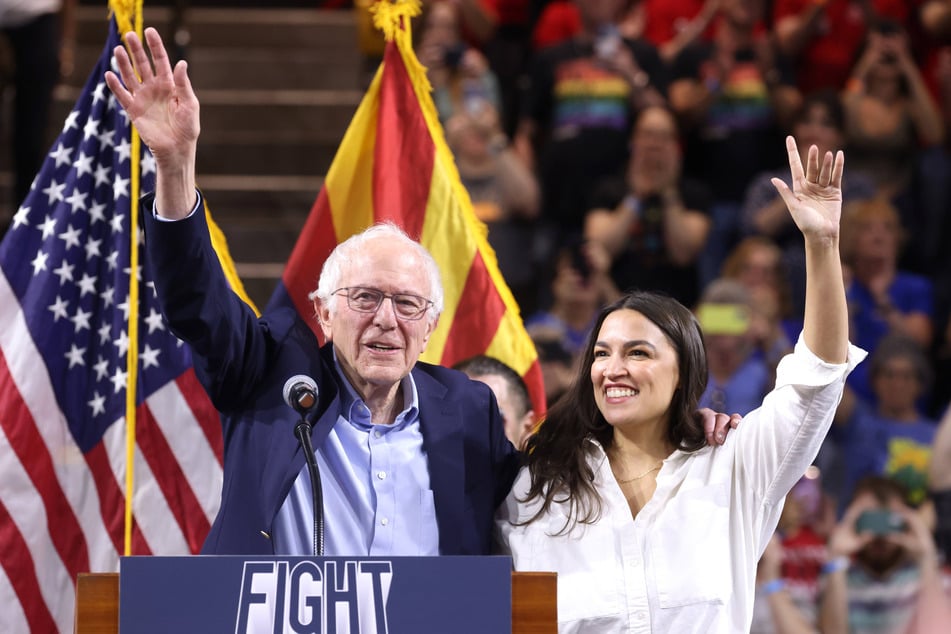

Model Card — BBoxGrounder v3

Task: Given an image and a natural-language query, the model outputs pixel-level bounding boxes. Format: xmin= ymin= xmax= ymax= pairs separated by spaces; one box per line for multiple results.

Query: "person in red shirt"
xmin=773 ymin=0 xmax=909 ymax=94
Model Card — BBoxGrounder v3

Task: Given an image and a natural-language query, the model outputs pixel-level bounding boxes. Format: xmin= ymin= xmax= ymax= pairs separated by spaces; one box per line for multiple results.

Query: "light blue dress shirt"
xmin=272 ymin=354 xmax=439 ymax=556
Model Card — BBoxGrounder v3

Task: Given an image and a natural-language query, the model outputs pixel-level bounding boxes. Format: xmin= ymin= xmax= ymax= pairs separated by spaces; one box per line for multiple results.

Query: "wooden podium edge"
xmin=511 ymin=570 xmax=557 ymax=633
xmin=74 ymin=572 xmax=119 ymax=634
xmin=76 ymin=570 xmax=555 ymax=633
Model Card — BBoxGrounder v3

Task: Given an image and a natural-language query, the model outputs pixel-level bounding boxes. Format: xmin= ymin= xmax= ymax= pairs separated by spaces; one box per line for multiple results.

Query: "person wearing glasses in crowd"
xmin=106 ymin=27 xmax=743 ymax=558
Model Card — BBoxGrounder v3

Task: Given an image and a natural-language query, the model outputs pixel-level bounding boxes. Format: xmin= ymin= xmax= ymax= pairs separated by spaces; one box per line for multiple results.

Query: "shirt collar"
xmin=332 ymin=348 xmax=420 ymax=431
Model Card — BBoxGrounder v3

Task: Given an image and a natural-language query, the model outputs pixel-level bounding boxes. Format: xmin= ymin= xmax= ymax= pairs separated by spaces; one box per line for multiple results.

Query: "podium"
xmin=75 ymin=556 xmax=556 ymax=633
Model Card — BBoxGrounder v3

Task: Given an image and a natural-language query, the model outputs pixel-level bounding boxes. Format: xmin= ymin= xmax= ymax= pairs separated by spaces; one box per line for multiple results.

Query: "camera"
xmin=443 ymin=43 xmax=466 ymax=70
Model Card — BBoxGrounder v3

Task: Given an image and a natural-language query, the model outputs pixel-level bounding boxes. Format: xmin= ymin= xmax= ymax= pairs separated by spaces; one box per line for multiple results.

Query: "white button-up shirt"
xmin=497 ymin=337 xmax=865 ymax=633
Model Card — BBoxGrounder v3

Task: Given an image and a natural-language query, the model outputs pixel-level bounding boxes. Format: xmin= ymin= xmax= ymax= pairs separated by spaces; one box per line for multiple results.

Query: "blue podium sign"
xmin=119 ymin=555 xmax=512 ymax=634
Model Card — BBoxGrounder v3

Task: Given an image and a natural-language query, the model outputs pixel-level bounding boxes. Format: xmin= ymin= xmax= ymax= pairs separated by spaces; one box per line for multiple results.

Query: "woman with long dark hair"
xmin=496 ymin=137 xmax=866 ymax=632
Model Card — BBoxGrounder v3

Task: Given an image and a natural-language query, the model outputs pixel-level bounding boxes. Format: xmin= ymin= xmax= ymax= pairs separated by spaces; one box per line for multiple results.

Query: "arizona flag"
xmin=268 ymin=0 xmax=545 ymax=416
xmin=0 ymin=9 xmax=249 ymax=632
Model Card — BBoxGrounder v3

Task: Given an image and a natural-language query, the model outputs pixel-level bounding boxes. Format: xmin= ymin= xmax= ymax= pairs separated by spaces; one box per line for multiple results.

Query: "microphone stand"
xmin=294 ymin=414 xmax=324 ymax=557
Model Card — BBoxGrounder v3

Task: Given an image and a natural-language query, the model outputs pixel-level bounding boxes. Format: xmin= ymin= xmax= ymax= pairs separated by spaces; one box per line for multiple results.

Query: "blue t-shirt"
xmin=833 ymin=399 xmax=936 ymax=508
xmin=698 ymin=355 xmax=771 ymax=416
xmin=845 ymin=273 xmax=933 ymax=404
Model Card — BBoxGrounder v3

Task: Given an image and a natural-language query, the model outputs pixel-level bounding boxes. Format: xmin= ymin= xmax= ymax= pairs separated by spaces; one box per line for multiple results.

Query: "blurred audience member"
xmin=584 ymin=104 xmax=712 ymax=308
xmin=515 ymin=0 xmax=666 ymax=244
xmin=531 ymin=0 xmax=647 ymax=52
xmin=841 ymin=197 xmax=934 ymax=404
xmin=480 ymin=0 xmax=535 ymax=136
xmin=531 ymin=0 xmax=581 ymax=51
xmin=843 ymin=20 xmax=944 ymax=201
xmin=641 ymin=0 xmax=720 ymax=64
xmin=524 ymin=239 xmax=617 ymax=363
xmin=444 ymin=100 xmax=540 ymax=312
xmin=831 ymin=335 xmax=937 ymax=513
xmin=530 ymin=333 xmax=575 ymax=408
xmin=751 ymin=534 xmax=821 ymax=634
xmin=772 ymin=0 xmax=909 ymax=94
xmin=417 ymin=0 xmax=503 ymax=124
xmin=454 ymin=354 xmax=536 ymax=449
xmin=776 ymin=469 xmax=836 ymax=624
xmin=819 ymin=476 xmax=951 ymax=634
xmin=926 ymin=4 xmax=951 ymax=138
xmin=669 ymin=0 xmax=800 ymax=287
xmin=695 ymin=278 xmax=771 ymax=416
xmin=842 ymin=19 xmax=950 ymax=277
xmin=742 ymin=91 xmax=876 ymax=320
xmin=720 ymin=236 xmax=797 ymax=370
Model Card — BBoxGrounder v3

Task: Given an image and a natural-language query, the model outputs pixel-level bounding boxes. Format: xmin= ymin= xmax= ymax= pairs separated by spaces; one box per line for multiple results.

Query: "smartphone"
xmin=594 ymin=25 xmax=621 ymax=60
xmin=855 ymin=509 xmax=906 ymax=536
xmin=442 ymin=43 xmax=466 ymax=70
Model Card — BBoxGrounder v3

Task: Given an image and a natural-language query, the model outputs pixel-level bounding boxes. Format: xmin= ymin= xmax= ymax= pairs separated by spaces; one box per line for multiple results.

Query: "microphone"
xmin=282 ymin=374 xmax=324 ymax=556
xmin=283 ymin=375 xmax=318 ymax=415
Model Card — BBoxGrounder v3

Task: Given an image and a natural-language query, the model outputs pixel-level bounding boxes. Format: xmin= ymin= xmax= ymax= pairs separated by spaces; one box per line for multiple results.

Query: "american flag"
xmin=0 ymin=21 xmax=224 ymax=633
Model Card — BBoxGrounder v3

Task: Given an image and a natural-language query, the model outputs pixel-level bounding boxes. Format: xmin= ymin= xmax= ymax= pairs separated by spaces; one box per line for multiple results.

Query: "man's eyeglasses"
xmin=333 ymin=287 xmax=433 ymax=320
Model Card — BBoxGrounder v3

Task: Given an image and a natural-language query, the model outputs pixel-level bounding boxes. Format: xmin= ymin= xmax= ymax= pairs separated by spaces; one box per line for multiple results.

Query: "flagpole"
xmin=110 ymin=0 xmax=145 ymax=558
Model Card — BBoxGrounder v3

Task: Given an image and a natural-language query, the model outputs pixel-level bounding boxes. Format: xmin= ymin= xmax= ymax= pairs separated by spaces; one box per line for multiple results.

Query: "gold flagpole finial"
xmin=370 ymin=0 xmax=422 ymax=44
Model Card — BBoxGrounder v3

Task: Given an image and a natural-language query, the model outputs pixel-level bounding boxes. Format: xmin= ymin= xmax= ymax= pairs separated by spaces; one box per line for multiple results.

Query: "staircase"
xmin=12 ymin=4 xmax=365 ymax=308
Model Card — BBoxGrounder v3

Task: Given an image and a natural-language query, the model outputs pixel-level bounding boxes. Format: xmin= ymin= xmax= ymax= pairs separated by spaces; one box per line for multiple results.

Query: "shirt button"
xmin=374 ymin=430 xmax=382 ymax=438
xmin=380 ymin=517 xmax=389 ymax=526
xmin=635 ymin=612 xmax=646 ymax=621
xmin=377 ymin=471 xmax=386 ymax=480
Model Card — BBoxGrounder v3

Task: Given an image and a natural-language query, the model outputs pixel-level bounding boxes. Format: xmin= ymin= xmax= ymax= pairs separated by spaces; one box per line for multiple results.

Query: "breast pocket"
xmin=651 ymin=482 xmax=733 ymax=608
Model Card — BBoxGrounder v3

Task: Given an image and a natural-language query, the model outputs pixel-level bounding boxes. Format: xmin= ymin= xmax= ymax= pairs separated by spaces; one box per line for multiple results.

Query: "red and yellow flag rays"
xmin=278 ymin=0 xmax=545 ymax=417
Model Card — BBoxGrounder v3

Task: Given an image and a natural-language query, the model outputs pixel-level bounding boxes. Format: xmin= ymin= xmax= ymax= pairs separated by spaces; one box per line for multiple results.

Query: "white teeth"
xmin=606 ymin=387 xmax=636 ymax=398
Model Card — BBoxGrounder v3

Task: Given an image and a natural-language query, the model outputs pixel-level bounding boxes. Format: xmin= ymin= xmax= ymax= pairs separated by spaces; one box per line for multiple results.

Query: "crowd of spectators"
xmin=412 ymin=0 xmax=951 ymax=630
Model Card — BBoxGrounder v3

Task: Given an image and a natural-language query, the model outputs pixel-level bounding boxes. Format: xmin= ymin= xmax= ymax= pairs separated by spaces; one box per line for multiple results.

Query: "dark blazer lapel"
xmin=413 ymin=369 xmax=464 ymax=554
xmin=264 ymin=343 xmax=342 ymax=533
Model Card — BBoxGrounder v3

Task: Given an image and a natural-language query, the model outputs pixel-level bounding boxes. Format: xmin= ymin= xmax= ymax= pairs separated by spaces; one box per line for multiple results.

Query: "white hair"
xmin=308 ymin=222 xmax=444 ymax=319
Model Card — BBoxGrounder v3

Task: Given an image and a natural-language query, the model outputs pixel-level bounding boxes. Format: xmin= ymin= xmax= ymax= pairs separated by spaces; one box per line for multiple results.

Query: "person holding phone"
xmin=819 ymin=475 xmax=951 ymax=633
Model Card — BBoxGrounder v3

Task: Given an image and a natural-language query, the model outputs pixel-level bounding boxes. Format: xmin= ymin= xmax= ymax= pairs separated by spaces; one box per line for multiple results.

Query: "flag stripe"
xmin=175 ymin=370 xmax=225 ymax=465
xmin=0 ymin=563 xmax=31 ymax=634
xmin=149 ymin=379 xmax=223 ymax=514
xmin=0 ymin=349 xmax=89 ymax=578
xmin=0 ymin=418 xmax=74 ymax=632
xmin=0 ymin=499 xmax=60 ymax=634
xmin=276 ymin=188 xmax=340 ymax=333
xmin=324 ymin=74 xmax=380 ymax=241
xmin=100 ymin=417 xmax=189 ymax=555
xmin=136 ymin=405 xmax=211 ymax=553
xmin=439 ymin=251 xmax=507 ymax=363
xmin=0 ymin=271 xmax=113 ymax=533
xmin=83 ymin=441 xmax=134 ymax=555
xmin=373 ymin=41 xmax=432 ymax=240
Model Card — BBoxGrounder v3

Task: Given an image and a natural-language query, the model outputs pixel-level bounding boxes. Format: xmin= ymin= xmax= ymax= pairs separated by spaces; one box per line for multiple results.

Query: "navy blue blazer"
xmin=142 ymin=197 xmax=520 ymax=555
